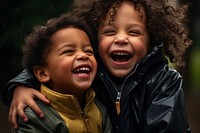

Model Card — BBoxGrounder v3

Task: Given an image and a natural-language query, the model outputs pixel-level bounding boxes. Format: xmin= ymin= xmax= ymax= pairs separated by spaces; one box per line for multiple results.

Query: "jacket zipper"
xmin=114 ymin=63 xmax=139 ymax=115
xmin=98 ymin=63 xmax=139 ymax=131
xmin=81 ymin=111 xmax=91 ymax=133
xmin=115 ymin=92 xmax=121 ymax=115
xmin=74 ymin=99 xmax=91 ymax=133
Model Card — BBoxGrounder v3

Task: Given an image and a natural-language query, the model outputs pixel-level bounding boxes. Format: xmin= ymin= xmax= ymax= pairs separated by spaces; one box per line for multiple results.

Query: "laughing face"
xmin=41 ymin=27 xmax=97 ymax=96
xmin=98 ymin=1 xmax=149 ymax=78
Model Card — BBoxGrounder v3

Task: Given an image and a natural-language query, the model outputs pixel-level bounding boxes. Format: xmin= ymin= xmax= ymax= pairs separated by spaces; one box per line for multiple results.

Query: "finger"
xmin=9 ymin=106 xmax=18 ymax=129
xmin=17 ymin=104 xmax=29 ymax=122
xmin=26 ymin=100 xmax=44 ymax=118
xmin=32 ymin=90 xmax=50 ymax=105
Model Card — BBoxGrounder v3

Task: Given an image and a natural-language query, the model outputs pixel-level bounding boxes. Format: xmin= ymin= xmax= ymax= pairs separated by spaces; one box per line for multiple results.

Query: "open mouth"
xmin=73 ymin=66 xmax=91 ymax=74
xmin=111 ymin=52 xmax=132 ymax=62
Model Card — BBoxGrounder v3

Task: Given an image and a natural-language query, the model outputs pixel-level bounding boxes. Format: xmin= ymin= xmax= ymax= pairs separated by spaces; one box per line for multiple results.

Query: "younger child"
xmin=11 ymin=11 xmax=112 ymax=133
xmin=2 ymin=0 xmax=192 ymax=132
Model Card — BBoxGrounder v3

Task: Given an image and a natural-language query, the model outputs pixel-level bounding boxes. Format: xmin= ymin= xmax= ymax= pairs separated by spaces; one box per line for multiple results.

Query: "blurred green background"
xmin=0 ymin=0 xmax=200 ymax=132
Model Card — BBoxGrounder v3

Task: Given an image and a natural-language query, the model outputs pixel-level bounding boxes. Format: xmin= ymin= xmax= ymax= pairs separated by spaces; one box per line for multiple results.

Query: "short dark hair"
xmin=23 ymin=11 xmax=96 ymax=74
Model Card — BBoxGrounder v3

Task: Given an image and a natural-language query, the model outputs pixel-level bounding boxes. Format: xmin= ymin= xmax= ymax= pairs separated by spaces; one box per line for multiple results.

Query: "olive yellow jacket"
xmin=13 ymin=85 xmax=112 ymax=133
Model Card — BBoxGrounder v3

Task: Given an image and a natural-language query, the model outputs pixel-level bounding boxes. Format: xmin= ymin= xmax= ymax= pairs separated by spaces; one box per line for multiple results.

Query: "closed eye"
xmin=103 ymin=29 xmax=116 ymax=36
xmin=128 ymin=30 xmax=142 ymax=36
xmin=85 ymin=49 xmax=94 ymax=56
xmin=61 ymin=49 xmax=74 ymax=55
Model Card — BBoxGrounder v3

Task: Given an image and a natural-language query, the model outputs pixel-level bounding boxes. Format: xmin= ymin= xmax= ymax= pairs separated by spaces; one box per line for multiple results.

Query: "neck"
xmin=75 ymin=93 xmax=85 ymax=109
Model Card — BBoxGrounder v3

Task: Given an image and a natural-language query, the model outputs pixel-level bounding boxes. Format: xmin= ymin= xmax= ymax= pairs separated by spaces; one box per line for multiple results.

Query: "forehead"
xmin=49 ymin=27 xmax=91 ymax=50
xmin=51 ymin=27 xmax=89 ymax=42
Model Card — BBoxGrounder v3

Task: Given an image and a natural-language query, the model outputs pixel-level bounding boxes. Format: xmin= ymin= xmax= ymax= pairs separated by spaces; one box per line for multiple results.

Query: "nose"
xmin=76 ymin=52 xmax=89 ymax=60
xmin=114 ymin=32 xmax=128 ymax=45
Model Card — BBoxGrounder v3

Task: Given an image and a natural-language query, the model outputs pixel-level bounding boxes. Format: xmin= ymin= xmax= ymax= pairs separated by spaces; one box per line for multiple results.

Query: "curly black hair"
xmin=22 ymin=11 xmax=96 ymax=74
xmin=73 ymin=0 xmax=192 ymax=66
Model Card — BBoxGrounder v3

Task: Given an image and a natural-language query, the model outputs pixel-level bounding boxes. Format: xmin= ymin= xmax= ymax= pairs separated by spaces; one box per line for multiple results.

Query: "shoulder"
xmin=22 ymin=100 xmax=55 ymax=124
xmin=145 ymin=64 xmax=183 ymax=94
xmin=16 ymin=102 xmax=48 ymax=133
xmin=94 ymin=98 xmax=107 ymax=114
xmin=148 ymin=63 xmax=182 ymax=83
xmin=94 ymin=98 xmax=112 ymax=133
xmin=161 ymin=65 xmax=182 ymax=80
xmin=142 ymin=65 xmax=186 ymax=109
xmin=24 ymin=100 xmax=64 ymax=121
xmin=93 ymin=98 xmax=109 ymax=120
xmin=19 ymin=100 xmax=68 ymax=132
xmin=144 ymin=64 xmax=187 ymax=96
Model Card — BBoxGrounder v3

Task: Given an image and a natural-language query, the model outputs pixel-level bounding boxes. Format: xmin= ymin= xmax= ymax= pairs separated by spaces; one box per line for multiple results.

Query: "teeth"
xmin=75 ymin=67 xmax=90 ymax=72
xmin=111 ymin=51 xmax=131 ymax=62
xmin=113 ymin=52 xmax=129 ymax=56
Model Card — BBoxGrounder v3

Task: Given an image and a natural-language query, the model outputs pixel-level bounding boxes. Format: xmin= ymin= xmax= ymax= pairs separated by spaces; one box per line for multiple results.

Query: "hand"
xmin=9 ymin=85 xmax=50 ymax=129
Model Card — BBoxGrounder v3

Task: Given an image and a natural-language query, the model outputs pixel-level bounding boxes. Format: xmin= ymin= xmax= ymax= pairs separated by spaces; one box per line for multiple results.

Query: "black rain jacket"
xmin=1 ymin=44 xmax=191 ymax=133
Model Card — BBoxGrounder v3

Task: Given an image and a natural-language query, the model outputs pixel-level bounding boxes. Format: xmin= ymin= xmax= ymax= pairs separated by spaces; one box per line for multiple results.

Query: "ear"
xmin=33 ymin=65 xmax=50 ymax=83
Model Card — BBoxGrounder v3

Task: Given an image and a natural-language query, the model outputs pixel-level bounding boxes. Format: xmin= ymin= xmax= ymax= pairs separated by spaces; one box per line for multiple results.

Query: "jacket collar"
xmin=136 ymin=43 xmax=167 ymax=73
xmin=97 ymin=43 xmax=168 ymax=95
xmin=41 ymin=84 xmax=95 ymax=117
xmin=98 ymin=43 xmax=167 ymax=79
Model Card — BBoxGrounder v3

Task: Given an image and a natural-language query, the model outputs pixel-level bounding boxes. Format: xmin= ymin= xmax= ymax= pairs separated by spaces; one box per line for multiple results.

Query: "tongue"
xmin=76 ymin=72 xmax=89 ymax=77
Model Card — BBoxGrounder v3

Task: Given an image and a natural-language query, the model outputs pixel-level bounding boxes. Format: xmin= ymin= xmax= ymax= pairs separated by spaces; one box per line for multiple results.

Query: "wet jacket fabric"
xmin=12 ymin=85 xmax=112 ymax=133
xmin=2 ymin=44 xmax=190 ymax=133
xmin=93 ymin=44 xmax=190 ymax=133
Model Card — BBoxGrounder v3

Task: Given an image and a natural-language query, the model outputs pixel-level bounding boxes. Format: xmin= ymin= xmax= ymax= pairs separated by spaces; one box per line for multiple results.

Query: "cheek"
xmin=52 ymin=62 xmax=71 ymax=81
xmin=59 ymin=60 xmax=71 ymax=72
xmin=98 ymin=41 xmax=106 ymax=55
xmin=137 ymin=44 xmax=147 ymax=56
xmin=49 ymin=58 xmax=71 ymax=73
xmin=98 ymin=36 xmax=111 ymax=54
xmin=142 ymin=38 xmax=149 ymax=57
xmin=46 ymin=57 xmax=57 ymax=71
xmin=93 ymin=59 xmax=98 ymax=74
xmin=135 ymin=37 xmax=149 ymax=57
xmin=98 ymin=43 xmax=110 ymax=65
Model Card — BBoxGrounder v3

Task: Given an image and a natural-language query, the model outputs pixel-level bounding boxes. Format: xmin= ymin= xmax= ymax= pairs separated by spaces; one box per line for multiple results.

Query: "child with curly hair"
xmin=2 ymin=0 xmax=192 ymax=132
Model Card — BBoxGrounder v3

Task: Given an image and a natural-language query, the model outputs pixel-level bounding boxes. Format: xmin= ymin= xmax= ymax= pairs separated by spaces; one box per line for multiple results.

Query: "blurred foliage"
xmin=187 ymin=0 xmax=200 ymax=92
xmin=189 ymin=48 xmax=200 ymax=91
xmin=0 ymin=0 xmax=73 ymax=92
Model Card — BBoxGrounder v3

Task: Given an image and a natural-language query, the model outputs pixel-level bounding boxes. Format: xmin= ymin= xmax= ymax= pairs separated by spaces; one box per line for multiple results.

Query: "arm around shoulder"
xmin=12 ymin=101 xmax=69 ymax=133
xmin=1 ymin=69 xmax=40 ymax=105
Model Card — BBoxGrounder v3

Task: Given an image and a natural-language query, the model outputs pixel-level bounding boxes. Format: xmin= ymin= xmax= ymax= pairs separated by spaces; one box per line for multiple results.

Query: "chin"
xmin=111 ymin=72 xmax=129 ymax=78
xmin=77 ymin=84 xmax=92 ymax=91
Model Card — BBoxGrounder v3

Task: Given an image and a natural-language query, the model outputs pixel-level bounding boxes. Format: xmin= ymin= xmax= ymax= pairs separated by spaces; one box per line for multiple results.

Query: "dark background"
xmin=0 ymin=0 xmax=200 ymax=133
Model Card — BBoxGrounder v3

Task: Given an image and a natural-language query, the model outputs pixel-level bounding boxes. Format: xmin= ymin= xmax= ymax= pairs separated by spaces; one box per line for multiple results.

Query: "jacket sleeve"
xmin=144 ymin=67 xmax=191 ymax=133
xmin=1 ymin=69 xmax=40 ymax=105
xmin=12 ymin=109 xmax=50 ymax=133
xmin=12 ymin=101 xmax=69 ymax=133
